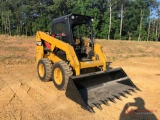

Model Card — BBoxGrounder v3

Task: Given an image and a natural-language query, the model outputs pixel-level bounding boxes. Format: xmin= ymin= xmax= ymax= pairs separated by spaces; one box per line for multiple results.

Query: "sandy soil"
xmin=0 ymin=35 xmax=160 ymax=120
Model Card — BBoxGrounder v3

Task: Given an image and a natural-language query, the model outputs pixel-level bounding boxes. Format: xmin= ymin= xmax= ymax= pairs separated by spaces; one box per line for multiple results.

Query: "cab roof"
xmin=51 ymin=13 xmax=93 ymax=24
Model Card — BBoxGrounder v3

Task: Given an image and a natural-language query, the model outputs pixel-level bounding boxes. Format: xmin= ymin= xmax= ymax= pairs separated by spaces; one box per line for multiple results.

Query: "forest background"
xmin=0 ymin=0 xmax=160 ymax=41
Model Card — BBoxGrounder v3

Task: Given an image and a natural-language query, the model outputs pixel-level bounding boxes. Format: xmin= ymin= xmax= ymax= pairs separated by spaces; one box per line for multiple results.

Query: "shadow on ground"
xmin=119 ymin=97 xmax=157 ymax=120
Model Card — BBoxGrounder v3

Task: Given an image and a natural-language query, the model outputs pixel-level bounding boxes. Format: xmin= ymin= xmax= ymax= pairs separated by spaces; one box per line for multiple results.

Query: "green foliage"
xmin=0 ymin=0 xmax=159 ymax=41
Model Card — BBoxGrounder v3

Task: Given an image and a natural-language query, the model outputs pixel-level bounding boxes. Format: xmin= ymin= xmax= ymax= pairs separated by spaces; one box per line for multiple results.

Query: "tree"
xmin=107 ymin=0 xmax=117 ymax=40
xmin=118 ymin=0 xmax=126 ymax=40
xmin=0 ymin=0 xmax=159 ymax=41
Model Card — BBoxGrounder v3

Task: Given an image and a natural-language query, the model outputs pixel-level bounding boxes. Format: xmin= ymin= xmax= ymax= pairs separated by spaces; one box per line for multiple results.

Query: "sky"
xmin=151 ymin=0 xmax=160 ymax=18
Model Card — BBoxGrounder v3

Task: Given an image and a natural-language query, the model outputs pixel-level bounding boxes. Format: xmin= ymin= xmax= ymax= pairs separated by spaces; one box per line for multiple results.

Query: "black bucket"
xmin=66 ymin=67 xmax=139 ymax=113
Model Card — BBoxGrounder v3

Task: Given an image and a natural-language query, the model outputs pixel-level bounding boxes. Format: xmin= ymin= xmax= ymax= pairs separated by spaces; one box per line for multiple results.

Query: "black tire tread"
xmin=54 ymin=61 xmax=73 ymax=90
xmin=38 ymin=58 xmax=52 ymax=82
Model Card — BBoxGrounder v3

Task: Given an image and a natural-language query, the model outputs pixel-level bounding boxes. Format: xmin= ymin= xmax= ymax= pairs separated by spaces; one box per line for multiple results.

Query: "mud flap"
xmin=65 ymin=67 xmax=139 ymax=113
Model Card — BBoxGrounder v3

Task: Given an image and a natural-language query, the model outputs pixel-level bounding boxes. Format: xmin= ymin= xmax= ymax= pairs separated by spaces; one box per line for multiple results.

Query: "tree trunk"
xmin=8 ymin=13 xmax=11 ymax=36
xmin=158 ymin=22 xmax=160 ymax=39
xmin=147 ymin=9 xmax=151 ymax=41
xmin=20 ymin=24 xmax=23 ymax=35
xmin=108 ymin=2 xmax=112 ymax=40
xmin=120 ymin=4 xmax=123 ymax=40
xmin=138 ymin=9 xmax=143 ymax=41
xmin=128 ymin=31 xmax=131 ymax=40
xmin=17 ymin=25 xmax=19 ymax=35
xmin=25 ymin=19 xmax=27 ymax=36
xmin=147 ymin=20 xmax=151 ymax=41
xmin=155 ymin=21 xmax=158 ymax=41
xmin=1 ymin=12 xmax=3 ymax=34
xmin=25 ymin=27 xmax=28 ymax=36
xmin=4 ymin=15 xmax=7 ymax=34
xmin=152 ymin=19 xmax=155 ymax=36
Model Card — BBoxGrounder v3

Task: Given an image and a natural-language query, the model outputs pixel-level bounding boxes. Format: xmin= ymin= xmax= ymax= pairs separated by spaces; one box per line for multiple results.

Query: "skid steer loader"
xmin=36 ymin=14 xmax=139 ymax=113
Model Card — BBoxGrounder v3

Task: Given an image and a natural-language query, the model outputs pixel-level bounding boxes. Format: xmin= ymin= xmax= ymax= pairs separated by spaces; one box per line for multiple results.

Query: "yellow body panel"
xmin=80 ymin=60 xmax=103 ymax=69
xmin=94 ymin=43 xmax=107 ymax=71
xmin=36 ymin=31 xmax=107 ymax=75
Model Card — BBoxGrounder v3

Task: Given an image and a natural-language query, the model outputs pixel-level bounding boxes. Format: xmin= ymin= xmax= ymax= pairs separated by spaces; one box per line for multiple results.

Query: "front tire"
xmin=52 ymin=61 xmax=73 ymax=90
xmin=37 ymin=58 xmax=52 ymax=82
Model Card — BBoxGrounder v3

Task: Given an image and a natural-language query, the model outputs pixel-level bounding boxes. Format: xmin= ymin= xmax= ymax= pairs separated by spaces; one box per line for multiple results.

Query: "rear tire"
xmin=37 ymin=58 xmax=52 ymax=82
xmin=52 ymin=61 xmax=73 ymax=90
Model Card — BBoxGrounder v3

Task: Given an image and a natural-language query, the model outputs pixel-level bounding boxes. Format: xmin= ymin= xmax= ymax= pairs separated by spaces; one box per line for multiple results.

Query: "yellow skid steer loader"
xmin=36 ymin=14 xmax=139 ymax=113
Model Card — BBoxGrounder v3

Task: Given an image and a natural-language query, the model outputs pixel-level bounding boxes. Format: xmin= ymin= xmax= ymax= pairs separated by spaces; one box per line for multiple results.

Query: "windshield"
xmin=72 ymin=23 xmax=91 ymax=39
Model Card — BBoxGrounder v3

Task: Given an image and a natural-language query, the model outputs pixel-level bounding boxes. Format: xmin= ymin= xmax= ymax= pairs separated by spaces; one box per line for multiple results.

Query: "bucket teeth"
xmin=132 ymin=89 xmax=136 ymax=92
xmin=87 ymin=106 xmax=95 ymax=113
xmin=119 ymin=92 xmax=128 ymax=98
xmin=129 ymin=89 xmax=136 ymax=93
xmin=112 ymin=93 xmax=120 ymax=98
xmin=102 ymin=100 xmax=110 ymax=106
xmin=118 ymin=96 xmax=122 ymax=100
xmin=109 ymin=98 xmax=116 ymax=103
xmin=107 ymin=95 xmax=114 ymax=99
xmin=94 ymin=103 xmax=102 ymax=110
xmin=113 ymin=95 xmax=122 ymax=100
xmin=135 ymin=87 xmax=141 ymax=91
xmin=65 ymin=67 xmax=139 ymax=113
xmin=125 ymin=90 xmax=132 ymax=95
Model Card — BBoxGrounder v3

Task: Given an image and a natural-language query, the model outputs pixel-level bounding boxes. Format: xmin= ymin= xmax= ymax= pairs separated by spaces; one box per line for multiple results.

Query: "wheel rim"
xmin=39 ymin=63 xmax=45 ymax=77
xmin=54 ymin=68 xmax=63 ymax=85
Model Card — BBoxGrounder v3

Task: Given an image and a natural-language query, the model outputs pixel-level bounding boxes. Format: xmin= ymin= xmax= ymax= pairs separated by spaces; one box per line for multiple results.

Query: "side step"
xmin=66 ymin=67 xmax=140 ymax=113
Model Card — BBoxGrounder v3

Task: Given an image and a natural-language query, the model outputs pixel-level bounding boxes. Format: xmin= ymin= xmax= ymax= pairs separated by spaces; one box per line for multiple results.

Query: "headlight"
xmin=91 ymin=18 xmax=94 ymax=22
xmin=71 ymin=15 xmax=74 ymax=19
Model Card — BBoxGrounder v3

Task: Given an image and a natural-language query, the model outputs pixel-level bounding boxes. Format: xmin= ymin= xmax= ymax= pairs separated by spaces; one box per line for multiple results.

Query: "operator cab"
xmin=50 ymin=14 xmax=95 ymax=62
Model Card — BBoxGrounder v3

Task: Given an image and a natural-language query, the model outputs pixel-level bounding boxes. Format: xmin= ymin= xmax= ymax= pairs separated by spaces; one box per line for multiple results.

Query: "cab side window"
xmin=52 ymin=22 xmax=66 ymax=34
xmin=52 ymin=22 xmax=68 ymax=43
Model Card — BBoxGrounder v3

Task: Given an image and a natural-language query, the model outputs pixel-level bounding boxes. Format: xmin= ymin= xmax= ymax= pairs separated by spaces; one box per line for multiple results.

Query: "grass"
xmin=0 ymin=35 xmax=35 ymax=65
xmin=98 ymin=39 xmax=160 ymax=61
xmin=0 ymin=55 xmax=13 ymax=62
xmin=0 ymin=35 xmax=160 ymax=65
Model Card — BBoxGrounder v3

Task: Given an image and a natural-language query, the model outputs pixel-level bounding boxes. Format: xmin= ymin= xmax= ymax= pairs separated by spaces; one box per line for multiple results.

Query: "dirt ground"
xmin=0 ymin=35 xmax=160 ymax=120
